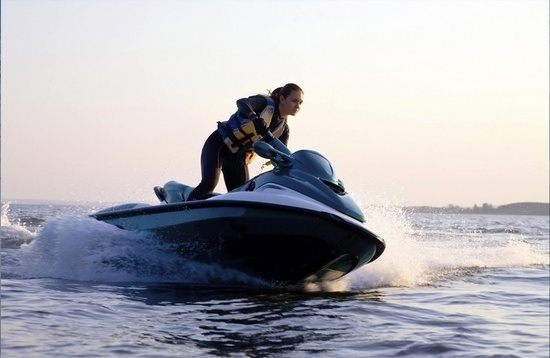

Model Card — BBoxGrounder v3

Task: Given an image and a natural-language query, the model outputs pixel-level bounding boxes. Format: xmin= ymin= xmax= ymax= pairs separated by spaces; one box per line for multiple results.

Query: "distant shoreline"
xmin=405 ymin=202 xmax=549 ymax=216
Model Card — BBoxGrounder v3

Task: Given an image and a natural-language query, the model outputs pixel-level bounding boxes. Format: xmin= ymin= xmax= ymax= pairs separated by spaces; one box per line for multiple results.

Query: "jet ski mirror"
xmin=253 ymin=141 xmax=294 ymax=168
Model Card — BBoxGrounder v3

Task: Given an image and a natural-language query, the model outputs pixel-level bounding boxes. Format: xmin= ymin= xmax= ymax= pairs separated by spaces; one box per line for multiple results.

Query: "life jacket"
xmin=218 ymin=96 xmax=285 ymax=154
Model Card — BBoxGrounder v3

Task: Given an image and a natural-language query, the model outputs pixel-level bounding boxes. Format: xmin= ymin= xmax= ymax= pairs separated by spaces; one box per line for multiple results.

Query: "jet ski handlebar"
xmin=253 ymin=137 xmax=294 ymax=168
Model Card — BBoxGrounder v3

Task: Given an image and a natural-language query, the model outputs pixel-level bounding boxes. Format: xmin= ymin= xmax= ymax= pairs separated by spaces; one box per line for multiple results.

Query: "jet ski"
xmin=92 ymin=138 xmax=385 ymax=286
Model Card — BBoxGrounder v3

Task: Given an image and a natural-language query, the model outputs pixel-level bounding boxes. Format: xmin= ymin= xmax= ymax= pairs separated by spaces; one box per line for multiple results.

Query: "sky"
xmin=1 ymin=0 xmax=548 ymax=207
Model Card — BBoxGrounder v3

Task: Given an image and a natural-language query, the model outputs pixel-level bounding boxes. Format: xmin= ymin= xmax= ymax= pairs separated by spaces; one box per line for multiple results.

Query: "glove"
xmin=251 ymin=115 xmax=269 ymax=136
xmin=263 ymin=131 xmax=275 ymax=142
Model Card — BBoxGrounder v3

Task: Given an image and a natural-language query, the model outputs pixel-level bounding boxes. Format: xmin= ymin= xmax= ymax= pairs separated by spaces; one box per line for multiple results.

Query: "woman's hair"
xmin=268 ymin=83 xmax=303 ymax=104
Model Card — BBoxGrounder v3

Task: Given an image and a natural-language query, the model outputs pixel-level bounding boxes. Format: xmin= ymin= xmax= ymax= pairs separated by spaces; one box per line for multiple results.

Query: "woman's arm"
xmin=278 ymin=125 xmax=289 ymax=145
xmin=236 ymin=95 xmax=268 ymax=118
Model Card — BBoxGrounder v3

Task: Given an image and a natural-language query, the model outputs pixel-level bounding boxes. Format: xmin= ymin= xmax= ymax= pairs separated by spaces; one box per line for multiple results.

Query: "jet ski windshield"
xmin=291 ymin=150 xmax=341 ymax=187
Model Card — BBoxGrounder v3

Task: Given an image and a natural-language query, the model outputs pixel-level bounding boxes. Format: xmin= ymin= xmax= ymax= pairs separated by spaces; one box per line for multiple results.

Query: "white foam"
xmin=345 ymin=196 xmax=549 ymax=290
xmin=2 ymin=215 xmax=264 ymax=285
xmin=1 ymin=202 xmax=36 ymax=247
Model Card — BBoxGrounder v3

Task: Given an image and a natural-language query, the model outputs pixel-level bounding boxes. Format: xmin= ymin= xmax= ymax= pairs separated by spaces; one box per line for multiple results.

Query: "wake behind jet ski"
xmin=92 ymin=138 xmax=385 ymax=286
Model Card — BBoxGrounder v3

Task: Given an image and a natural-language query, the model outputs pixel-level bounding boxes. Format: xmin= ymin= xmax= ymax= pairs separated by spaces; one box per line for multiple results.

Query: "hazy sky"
xmin=2 ymin=0 xmax=548 ymax=207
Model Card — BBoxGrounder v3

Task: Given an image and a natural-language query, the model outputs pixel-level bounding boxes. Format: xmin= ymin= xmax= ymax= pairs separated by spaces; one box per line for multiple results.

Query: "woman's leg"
xmin=187 ymin=131 xmax=225 ymax=200
xmin=222 ymin=157 xmax=249 ymax=192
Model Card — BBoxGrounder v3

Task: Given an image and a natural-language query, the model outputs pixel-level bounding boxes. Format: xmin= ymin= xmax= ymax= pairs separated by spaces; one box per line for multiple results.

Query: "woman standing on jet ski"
xmin=187 ymin=83 xmax=304 ymax=201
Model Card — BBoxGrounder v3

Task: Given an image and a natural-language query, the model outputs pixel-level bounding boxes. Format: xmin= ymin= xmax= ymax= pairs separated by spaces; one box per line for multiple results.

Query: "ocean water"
xmin=1 ymin=200 xmax=548 ymax=357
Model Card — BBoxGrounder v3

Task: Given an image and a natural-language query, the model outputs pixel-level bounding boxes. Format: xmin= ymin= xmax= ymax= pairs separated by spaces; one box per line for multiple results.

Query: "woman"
xmin=187 ymin=83 xmax=304 ymax=201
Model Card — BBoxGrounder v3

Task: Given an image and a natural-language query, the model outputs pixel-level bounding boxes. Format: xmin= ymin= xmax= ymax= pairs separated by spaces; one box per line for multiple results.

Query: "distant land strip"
xmin=405 ymin=202 xmax=549 ymax=216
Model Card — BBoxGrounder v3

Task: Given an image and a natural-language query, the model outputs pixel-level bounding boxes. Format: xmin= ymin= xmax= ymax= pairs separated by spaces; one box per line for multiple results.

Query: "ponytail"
xmin=268 ymin=83 xmax=303 ymax=104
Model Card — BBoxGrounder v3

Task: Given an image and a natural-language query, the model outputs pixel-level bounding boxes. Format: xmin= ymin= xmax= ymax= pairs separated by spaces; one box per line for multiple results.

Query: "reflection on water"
xmin=117 ymin=284 xmax=385 ymax=356
xmin=121 ymin=284 xmax=383 ymax=305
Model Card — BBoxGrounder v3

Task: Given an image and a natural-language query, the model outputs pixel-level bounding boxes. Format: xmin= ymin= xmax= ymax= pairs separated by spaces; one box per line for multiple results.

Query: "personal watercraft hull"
xmin=92 ymin=138 xmax=386 ymax=286
xmin=92 ymin=194 xmax=385 ymax=286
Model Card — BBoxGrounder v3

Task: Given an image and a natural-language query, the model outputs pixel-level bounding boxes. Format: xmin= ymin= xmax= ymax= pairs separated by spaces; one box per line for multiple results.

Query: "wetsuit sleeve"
xmin=236 ymin=95 xmax=268 ymax=118
xmin=278 ymin=125 xmax=290 ymax=146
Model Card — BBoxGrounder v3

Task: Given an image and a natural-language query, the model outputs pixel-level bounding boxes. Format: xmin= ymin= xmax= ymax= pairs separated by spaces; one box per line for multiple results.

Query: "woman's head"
xmin=270 ymin=83 xmax=304 ymax=117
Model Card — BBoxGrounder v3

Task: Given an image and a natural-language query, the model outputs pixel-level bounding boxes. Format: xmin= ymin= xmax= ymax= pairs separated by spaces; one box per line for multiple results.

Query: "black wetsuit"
xmin=187 ymin=96 xmax=289 ymax=201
